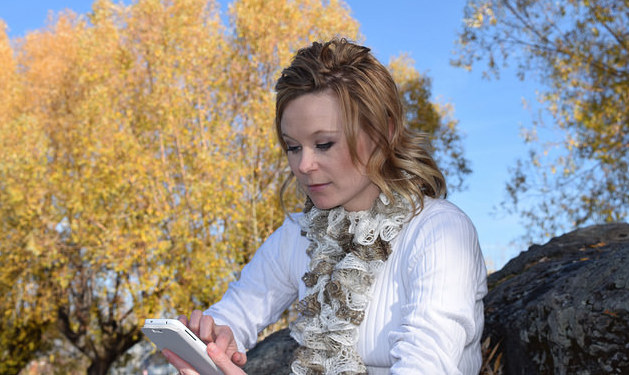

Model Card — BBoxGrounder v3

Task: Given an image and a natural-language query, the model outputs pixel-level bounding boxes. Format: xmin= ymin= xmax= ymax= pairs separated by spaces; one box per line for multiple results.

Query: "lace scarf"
xmin=289 ymin=193 xmax=410 ymax=375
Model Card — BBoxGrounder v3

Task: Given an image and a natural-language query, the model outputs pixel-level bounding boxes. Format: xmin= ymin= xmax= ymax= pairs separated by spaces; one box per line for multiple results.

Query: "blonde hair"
xmin=275 ymin=38 xmax=446 ymax=215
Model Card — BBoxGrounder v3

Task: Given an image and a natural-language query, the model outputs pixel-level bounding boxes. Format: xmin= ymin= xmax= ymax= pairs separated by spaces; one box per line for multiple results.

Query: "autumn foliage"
xmin=0 ymin=1 xmax=469 ymax=373
xmin=454 ymin=0 xmax=628 ymax=241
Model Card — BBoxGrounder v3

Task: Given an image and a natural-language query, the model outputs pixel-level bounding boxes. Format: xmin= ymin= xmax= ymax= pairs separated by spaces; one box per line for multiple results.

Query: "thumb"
xmin=207 ymin=342 xmax=247 ymax=375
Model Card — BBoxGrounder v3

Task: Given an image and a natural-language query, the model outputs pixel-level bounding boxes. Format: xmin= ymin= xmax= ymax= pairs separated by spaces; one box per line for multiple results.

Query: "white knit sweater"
xmin=205 ymin=197 xmax=488 ymax=374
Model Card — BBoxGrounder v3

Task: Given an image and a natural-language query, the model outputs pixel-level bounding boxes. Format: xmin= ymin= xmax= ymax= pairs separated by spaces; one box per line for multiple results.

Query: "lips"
xmin=307 ymin=182 xmax=330 ymax=193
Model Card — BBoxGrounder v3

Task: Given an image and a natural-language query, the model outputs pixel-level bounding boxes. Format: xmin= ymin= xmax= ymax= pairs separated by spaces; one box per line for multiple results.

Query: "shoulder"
xmin=261 ymin=212 xmax=309 ymax=255
xmin=397 ymin=197 xmax=480 ymax=261
xmin=276 ymin=212 xmax=305 ymax=238
xmin=249 ymin=212 xmax=310 ymax=281
xmin=408 ymin=197 xmax=476 ymax=233
xmin=264 ymin=212 xmax=303 ymax=238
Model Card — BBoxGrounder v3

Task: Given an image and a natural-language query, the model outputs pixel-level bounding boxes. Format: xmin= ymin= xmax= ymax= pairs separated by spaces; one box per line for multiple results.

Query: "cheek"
xmin=285 ymin=153 xmax=300 ymax=173
xmin=355 ymin=136 xmax=376 ymax=170
xmin=357 ymin=136 xmax=376 ymax=160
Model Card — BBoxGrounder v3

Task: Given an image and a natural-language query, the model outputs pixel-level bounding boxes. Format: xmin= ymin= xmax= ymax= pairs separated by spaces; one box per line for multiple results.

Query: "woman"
xmin=164 ymin=38 xmax=487 ymax=374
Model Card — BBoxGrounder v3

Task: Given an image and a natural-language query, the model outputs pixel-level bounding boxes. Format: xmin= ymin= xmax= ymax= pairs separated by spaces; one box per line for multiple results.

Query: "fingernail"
xmin=207 ymin=342 xmax=218 ymax=354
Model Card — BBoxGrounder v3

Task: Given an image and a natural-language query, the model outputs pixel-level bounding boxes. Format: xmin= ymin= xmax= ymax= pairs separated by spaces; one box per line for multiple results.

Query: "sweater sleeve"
xmin=388 ymin=207 xmax=487 ymax=374
xmin=203 ymin=215 xmax=307 ymax=351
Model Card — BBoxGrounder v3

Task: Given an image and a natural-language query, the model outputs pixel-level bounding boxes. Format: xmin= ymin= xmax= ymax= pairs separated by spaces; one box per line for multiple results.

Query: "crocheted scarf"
xmin=289 ymin=193 xmax=410 ymax=374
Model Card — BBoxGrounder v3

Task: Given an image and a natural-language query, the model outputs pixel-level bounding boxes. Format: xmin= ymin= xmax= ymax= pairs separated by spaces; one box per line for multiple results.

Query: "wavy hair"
xmin=275 ymin=38 xmax=446 ymax=215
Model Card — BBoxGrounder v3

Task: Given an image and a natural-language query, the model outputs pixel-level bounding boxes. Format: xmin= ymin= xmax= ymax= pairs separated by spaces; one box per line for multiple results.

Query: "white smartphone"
xmin=142 ymin=318 xmax=222 ymax=375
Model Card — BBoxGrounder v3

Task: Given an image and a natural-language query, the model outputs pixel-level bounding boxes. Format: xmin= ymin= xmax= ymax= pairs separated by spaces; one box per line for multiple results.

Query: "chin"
xmin=309 ymin=198 xmax=338 ymax=211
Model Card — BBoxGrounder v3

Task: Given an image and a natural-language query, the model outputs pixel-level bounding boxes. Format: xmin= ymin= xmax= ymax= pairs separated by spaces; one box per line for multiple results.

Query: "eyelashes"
xmin=285 ymin=142 xmax=335 ymax=153
xmin=316 ymin=142 xmax=334 ymax=151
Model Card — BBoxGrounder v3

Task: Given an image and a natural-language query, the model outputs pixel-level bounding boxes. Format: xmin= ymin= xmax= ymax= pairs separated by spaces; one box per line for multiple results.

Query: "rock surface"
xmin=243 ymin=328 xmax=297 ymax=374
xmin=244 ymin=223 xmax=629 ymax=374
xmin=483 ymin=222 xmax=629 ymax=374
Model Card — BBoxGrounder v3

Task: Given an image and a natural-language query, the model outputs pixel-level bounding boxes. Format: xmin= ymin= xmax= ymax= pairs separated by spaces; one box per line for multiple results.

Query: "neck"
xmin=341 ymin=183 xmax=382 ymax=212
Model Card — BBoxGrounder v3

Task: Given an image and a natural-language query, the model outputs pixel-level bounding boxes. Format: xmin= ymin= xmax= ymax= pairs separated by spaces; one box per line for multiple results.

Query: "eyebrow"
xmin=281 ymin=130 xmax=341 ymax=140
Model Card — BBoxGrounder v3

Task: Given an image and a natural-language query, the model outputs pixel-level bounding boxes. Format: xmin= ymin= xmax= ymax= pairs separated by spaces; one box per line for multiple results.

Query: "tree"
xmin=0 ymin=0 xmax=470 ymax=373
xmin=0 ymin=0 xmax=357 ymax=373
xmin=220 ymin=0 xmax=361 ymax=264
xmin=0 ymin=19 xmax=55 ymax=374
xmin=390 ymin=54 xmax=471 ymax=192
xmin=453 ymin=0 xmax=628 ymax=242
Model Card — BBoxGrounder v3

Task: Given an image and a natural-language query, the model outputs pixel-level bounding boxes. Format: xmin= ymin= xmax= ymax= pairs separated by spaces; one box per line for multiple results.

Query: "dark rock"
xmin=484 ymin=223 xmax=629 ymax=374
xmin=243 ymin=328 xmax=297 ymax=374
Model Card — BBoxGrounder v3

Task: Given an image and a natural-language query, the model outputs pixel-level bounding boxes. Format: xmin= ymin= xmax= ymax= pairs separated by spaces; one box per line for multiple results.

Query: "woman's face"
xmin=280 ymin=90 xmax=380 ymax=212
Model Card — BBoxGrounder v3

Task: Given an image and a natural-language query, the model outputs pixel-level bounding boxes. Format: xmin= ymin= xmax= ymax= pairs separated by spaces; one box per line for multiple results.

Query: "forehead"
xmin=280 ymin=91 xmax=344 ymax=134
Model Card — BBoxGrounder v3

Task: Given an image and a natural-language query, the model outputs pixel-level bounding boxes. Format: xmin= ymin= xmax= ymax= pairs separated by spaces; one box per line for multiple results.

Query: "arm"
xmin=389 ymin=207 xmax=487 ymax=374
xmin=164 ymin=216 xmax=307 ymax=373
xmin=204 ymin=215 xmax=307 ymax=351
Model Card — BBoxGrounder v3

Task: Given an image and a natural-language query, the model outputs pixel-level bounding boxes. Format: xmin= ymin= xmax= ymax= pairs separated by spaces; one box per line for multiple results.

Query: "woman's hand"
xmin=162 ymin=309 xmax=247 ymax=374
xmin=180 ymin=310 xmax=247 ymax=367
xmin=163 ymin=345 xmax=247 ymax=375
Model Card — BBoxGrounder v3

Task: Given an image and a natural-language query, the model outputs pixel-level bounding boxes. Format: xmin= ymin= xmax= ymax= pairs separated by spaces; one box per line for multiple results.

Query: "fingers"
xmin=177 ymin=314 xmax=189 ymax=326
xmin=181 ymin=310 xmax=215 ymax=341
xmin=188 ymin=310 xmax=204 ymax=336
xmin=176 ymin=311 xmax=246 ymax=368
xmin=162 ymin=349 xmax=199 ymax=375
xmin=207 ymin=343 xmax=247 ymax=375
xmin=198 ymin=314 xmax=216 ymax=343
xmin=179 ymin=311 xmax=218 ymax=345
xmin=231 ymin=351 xmax=247 ymax=367
xmin=213 ymin=327 xmax=246 ymax=366
xmin=214 ymin=326 xmax=232 ymax=351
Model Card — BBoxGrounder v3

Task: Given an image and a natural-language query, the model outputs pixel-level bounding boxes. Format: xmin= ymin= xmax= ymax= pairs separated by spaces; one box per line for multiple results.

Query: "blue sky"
xmin=0 ymin=0 xmax=549 ymax=270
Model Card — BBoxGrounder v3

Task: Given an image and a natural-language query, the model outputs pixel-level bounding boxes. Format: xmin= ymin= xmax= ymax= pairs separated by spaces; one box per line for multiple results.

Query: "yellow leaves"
xmin=0 ymin=20 xmax=17 ymax=101
xmin=21 ymin=14 xmax=84 ymax=106
xmin=566 ymin=136 xmax=579 ymax=151
xmin=389 ymin=54 xmax=421 ymax=84
xmin=480 ymin=2 xmax=627 ymax=221
xmin=0 ymin=0 xmax=368 ymax=367
xmin=464 ymin=2 xmax=496 ymax=28
xmin=230 ymin=0 xmax=359 ymax=76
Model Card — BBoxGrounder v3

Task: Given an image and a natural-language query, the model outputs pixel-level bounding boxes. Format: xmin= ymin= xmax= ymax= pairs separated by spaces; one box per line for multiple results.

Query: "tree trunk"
xmin=87 ymin=358 xmax=114 ymax=375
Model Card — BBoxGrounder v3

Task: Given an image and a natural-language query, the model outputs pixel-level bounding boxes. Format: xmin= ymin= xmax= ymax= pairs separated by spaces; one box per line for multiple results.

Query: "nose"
xmin=298 ymin=148 xmax=317 ymax=174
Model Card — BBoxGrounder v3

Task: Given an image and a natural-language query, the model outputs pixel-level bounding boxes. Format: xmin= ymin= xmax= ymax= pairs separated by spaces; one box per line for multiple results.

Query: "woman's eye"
xmin=316 ymin=142 xmax=334 ymax=151
xmin=286 ymin=145 xmax=301 ymax=153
